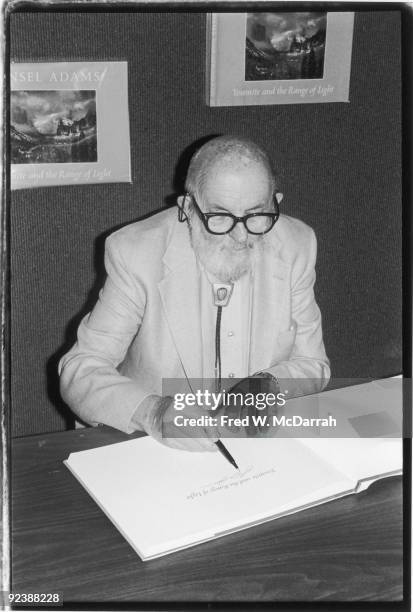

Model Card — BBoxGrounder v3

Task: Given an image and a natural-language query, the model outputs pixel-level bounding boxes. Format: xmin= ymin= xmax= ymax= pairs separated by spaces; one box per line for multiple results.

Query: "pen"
xmin=215 ymin=439 xmax=239 ymax=471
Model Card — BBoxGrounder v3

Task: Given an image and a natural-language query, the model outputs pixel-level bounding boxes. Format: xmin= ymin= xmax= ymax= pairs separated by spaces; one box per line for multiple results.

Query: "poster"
xmin=207 ymin=12 xmax=354 ymax=106
xmin=10 ymin=61 xmax=131 ymax=189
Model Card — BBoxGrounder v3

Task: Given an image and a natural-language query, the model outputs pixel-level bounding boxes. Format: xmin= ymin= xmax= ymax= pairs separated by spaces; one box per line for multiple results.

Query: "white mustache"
xmin=188 ymin=216 xmax=268 ymax=282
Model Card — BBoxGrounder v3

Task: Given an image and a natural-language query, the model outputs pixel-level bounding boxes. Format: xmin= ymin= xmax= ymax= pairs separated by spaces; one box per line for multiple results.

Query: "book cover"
xmin=10 ymin=62 xmax=131 ymax=189
xmin=207 ymin=12 xmax=354 ymax=106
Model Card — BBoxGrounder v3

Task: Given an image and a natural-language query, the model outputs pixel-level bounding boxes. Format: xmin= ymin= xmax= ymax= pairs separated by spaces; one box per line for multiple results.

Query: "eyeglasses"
xmin=185 ymin=193 xmax=280 ymax=235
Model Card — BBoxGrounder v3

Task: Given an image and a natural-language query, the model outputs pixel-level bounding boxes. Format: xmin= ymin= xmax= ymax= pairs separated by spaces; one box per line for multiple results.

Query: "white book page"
xmin=65 ymin=436 xmax=354 ymax=559
xmin=298 ymin=437 xmax=402 ymax=487
xmin=295 ymin=378 xmax=403 ymax=487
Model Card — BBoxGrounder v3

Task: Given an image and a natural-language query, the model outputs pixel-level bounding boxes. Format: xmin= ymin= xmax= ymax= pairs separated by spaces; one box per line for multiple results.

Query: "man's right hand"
xmin=135 ymin=395 xmax=220 ymax=452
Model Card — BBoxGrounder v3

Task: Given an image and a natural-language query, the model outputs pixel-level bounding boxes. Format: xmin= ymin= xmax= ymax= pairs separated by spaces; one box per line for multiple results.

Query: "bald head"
xmin=185 ymin=136 xmax=276 ymax=197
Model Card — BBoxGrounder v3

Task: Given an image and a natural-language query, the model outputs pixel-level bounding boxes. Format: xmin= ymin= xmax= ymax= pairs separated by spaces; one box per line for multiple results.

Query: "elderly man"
xmin=59 ymin=136 xmax=330 ymax=451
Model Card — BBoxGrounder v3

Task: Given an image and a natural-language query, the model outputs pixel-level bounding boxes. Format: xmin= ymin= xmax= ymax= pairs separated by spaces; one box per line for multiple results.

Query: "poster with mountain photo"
xmin=10 ymin=62 xmax=131 ymax=189
xmin=206 ymin=12 xmax=354 ymax=106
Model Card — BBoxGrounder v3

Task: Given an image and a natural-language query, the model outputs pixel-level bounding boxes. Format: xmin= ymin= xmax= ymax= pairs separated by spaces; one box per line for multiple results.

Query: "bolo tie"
xmin=213 ymin=283 xmax=234 ymax=392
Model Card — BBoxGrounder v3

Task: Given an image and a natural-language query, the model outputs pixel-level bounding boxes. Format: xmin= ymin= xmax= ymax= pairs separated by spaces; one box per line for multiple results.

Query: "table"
xmin=12 ymin=426 xmax=403 ymax=604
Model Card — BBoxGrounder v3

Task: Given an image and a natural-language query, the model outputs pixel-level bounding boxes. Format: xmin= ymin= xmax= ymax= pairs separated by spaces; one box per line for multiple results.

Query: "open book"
xmin=64 ymin=435 xmax=402 ymax=561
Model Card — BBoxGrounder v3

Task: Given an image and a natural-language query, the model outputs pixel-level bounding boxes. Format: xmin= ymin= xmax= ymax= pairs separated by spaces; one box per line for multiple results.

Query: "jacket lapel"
xmin=158 ymin=217 xmax=290 ymax=380
xmin=158 ymin=220 xmax=202 ymax=381
xmin=249 ymin=237 xmax=289 ymax=375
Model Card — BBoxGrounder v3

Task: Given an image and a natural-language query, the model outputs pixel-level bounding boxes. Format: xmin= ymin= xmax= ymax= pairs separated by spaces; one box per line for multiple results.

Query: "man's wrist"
xmin=253 ymin=371 xmax=280 ymax=394
xmin=130 ymin=394 xmax=161 ymax=433
xmin=130 ymin=394 xmax=174 ymax=438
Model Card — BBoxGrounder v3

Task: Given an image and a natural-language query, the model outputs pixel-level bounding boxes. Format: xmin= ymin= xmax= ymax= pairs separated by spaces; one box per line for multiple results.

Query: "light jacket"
xmin=59 ymin=207 xmax=330 ymax=433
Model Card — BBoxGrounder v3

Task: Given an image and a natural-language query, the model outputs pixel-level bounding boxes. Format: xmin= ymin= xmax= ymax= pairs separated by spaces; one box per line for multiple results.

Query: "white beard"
xmin=188 ymin=214 xmax=265 ymax=283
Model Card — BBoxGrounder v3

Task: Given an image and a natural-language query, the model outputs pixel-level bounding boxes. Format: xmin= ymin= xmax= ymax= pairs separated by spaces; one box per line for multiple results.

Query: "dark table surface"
xmin=11 ymin=426 xmax=403 ymax=603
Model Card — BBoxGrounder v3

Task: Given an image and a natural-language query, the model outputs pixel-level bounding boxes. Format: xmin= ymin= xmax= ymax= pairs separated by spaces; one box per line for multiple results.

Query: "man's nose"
xmin=230 ymin=221 xmax=248 ymax=243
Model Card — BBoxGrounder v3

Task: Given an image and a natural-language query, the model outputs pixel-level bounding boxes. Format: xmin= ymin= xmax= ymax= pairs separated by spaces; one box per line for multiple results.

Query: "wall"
xmin=9 ymin=10 xmax=402 ymax=436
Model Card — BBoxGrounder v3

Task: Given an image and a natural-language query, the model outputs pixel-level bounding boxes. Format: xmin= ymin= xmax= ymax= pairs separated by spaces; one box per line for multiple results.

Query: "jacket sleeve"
xmin=59 ymin=234 xmax=152 ymax=433
xmin=265 ymin=227 xmax=331 ymax=396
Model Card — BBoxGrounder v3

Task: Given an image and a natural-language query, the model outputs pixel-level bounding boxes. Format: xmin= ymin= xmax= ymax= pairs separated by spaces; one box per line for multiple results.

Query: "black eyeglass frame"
xmin=185 ymin=192 xmax=280 ymax=235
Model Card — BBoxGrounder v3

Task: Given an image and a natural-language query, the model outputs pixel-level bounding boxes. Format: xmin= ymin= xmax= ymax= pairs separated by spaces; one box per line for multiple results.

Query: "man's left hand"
xmin=215 ymin=373 xmax=281 ymax=437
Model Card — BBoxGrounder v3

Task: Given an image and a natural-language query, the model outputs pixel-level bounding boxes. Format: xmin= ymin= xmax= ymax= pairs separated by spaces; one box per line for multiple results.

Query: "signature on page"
xmin=186 ymin=465 xmax=277 ymax=500
xmin=203 ymin=465 xmax=254 ymax=488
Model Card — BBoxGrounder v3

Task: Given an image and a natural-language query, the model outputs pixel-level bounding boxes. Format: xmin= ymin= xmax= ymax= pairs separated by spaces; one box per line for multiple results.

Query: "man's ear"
xmin=275 ymin=192 xmax=283 ymax=205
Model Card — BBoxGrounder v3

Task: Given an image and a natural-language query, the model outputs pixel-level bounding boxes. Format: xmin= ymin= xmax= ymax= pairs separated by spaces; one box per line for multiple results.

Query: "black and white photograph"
xmin=11 ymin=90 xmax=97 ymax=164
xmin=1 ymin=4 xmax=408 ymax=612
xmin=245 ymin=12 xmax=327 ymax=81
